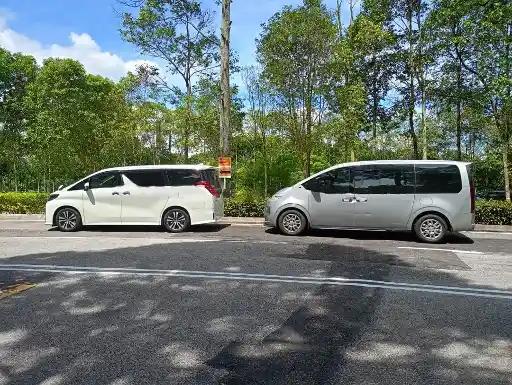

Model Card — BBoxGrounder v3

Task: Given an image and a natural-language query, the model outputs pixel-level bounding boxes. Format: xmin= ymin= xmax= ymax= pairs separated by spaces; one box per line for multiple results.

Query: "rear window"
xmin=124 ymin=170 xmax=167 ymax=187
xmin=415 ymin=164 xmax=462 ymax=194
xmin=201 ymin=168 xmax=222 ymax=190
xmin=167 ymin=169 xmax=202 ymax=186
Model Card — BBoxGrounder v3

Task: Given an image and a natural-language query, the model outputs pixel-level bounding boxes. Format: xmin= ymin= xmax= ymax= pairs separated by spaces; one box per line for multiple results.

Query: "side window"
xmin=124 ymin=170 xmax=167 ymax=187
xmin=89 ymin=172 xmax=122 ymax=189
xmin=167 ymin=169 xmax=202 ymax=186
xmin=332 ymin=168 xmax=352 ymax=194
xmin=415 ymin=164 xmax=462 ymax=194
xmin=378 ymin=165 xmax=415 ymax=194
xmin=302 ymin=168 xmax=352 ymax=194
xmin=68 ymin=180 xmax=86 ymax=191
xmin=353 ymin=166 xmax=380 ymax=194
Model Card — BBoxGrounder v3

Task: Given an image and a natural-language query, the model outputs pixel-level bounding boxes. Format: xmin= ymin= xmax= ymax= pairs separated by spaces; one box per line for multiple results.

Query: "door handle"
xmin=112 ymin=192 xmax=119 ymax=195
xmin=356 ymin=197 xmax=368 ymax=202
xmin=341 ymin=197 xmax=353 ymax=203
xmin=122 ymin=191 xmax=130 ymax=195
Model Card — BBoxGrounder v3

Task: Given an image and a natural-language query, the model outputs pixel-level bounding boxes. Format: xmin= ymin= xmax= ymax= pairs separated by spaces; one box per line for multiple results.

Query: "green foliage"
xmin=224 ymin=198 xmax=266 ymax=218
xmin=0 ymin=192 xmax=47 ymax=214
xmin=475 ymin=201 xmax=512 ymax=226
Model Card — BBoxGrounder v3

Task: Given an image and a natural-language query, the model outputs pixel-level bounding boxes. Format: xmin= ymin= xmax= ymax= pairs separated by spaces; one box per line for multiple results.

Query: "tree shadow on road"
xmin=0 ymin=242 xmax=510 ymax=385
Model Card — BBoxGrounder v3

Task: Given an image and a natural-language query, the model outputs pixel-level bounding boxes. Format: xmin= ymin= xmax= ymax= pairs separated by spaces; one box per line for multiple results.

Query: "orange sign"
xmin=218 ymin=157 xmax=232 ymax=178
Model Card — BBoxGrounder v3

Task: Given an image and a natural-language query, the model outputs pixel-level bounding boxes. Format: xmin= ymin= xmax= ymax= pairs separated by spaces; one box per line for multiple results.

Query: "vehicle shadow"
xmin=265 ymin=228 xmax=474 ymax=245
xmin=48 ymin=224 xmax=231 ymax=233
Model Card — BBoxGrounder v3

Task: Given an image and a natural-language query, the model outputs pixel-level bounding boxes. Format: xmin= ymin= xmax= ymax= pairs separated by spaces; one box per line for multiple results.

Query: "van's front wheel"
xmin=414 ymin=214 xmax=448 ymax=243
xmin=278 ymin=210 xmax=307 ymax=236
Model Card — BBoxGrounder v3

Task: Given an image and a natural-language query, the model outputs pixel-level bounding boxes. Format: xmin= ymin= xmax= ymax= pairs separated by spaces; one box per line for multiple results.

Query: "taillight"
xmin=470 ymin=183 xmax=475 ymax=213
xmin=195 ymin=180 xmax=219 ymax=198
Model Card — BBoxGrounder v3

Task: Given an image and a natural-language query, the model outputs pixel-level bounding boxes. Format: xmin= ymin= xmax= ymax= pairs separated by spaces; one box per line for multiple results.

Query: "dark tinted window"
xmin=89 ymin=172 xmax=122 ymax=189
xmin=201 ymin=169 xmax=222 ymax=190
xmin=353 ymin=166 xmax=380 ymax=194
xmin=124 ymin=170 xmax=167 ymax=187
xmin=377 ymin=165 xmax=415 ymax=194
xmin=303 ymin=168 xmax=352 ymax=194
xmin=167 ymin=169 xmax=202 ymax=186
xmin=68 ymin=180 xmax=86 ymax=191
xmin=415 ymin=164 xmax=462 ymax=194
xmin=353 ymin=164 xmax=415 ymax=194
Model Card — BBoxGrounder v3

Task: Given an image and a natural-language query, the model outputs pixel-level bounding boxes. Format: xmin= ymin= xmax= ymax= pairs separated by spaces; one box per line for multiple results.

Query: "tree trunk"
xmin=219 ymin=0 xmax=231 ymax=157
xmin=407 ymin=2 xmax=419 ymax=159
xmin=421 ymin=87 xmax=427 ymax=160
xmin=185 ymin=79 xmax=191 ymax=161
xmin=372 ymin=74 xmax=378 ymax=140
xmin=503 ymin=144 xmax=511 ymax=202
xmin=263 ymin=132 xmax=268 ymax=197
xmin=336 ymin=0 xmax=343 ymax=37
xmin=456 ymin=58 xmax=462 ymax=160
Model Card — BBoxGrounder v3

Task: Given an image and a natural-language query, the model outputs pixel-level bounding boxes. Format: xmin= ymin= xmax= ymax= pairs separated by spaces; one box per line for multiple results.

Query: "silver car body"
xmin=265 ymin=160 xmax=475 ymax=233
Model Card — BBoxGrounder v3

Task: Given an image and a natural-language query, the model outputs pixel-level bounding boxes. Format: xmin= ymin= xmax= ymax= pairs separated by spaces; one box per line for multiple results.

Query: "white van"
xmin=265 ymin=160 xmax=475 ymax=243
xmin=45 ymin=165 xmax=224 ymax=232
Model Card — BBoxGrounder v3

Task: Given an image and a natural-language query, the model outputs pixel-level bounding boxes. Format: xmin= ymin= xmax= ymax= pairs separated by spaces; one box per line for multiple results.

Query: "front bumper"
xmin=264 ymin=199 xmax=279 ymax=227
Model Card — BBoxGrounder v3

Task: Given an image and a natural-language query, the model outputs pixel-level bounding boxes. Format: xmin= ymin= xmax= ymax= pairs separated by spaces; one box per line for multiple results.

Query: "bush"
xmin=475 ymin=200 xmax=512 ymax=226
xmin=2 ymin=193 xmax=512 ymax=227
xmin=224 ymin=198 xmax=265 ymax=217
xmin=0 ymin=192 xmax=48 ymax=214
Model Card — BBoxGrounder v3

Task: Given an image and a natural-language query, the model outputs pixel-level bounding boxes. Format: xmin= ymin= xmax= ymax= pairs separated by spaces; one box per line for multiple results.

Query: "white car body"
xmin=45 ymin=165 xmax=224 ymax=228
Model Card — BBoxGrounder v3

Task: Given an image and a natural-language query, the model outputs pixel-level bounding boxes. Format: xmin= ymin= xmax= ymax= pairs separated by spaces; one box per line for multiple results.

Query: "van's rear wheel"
xmin=414 ymin=214 xmax=448 ymax=243
xmin=163 ymin=208 xmax=190 ymax=233
xmin=278 ymin=210 xmax=307 ymax=236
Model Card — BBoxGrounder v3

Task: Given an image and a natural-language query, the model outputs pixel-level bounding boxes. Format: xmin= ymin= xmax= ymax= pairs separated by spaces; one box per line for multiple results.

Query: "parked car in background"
xmin=476 ymin=190 xmax=506 ymax=201
xmin=265 ymin=160 xmax=475 ymax=243
xmin=45 ymin=165 xmax=224 ymax=232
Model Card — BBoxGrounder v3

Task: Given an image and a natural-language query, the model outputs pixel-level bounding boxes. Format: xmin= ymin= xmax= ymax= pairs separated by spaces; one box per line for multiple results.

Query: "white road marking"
xmin=466 ymin=231 xmax=512 ymax=236
xmin=0 ymin=219 xmax=44 ymax=222
xmin=397 ymin=246 xmax=483 ymax=255
xmin=0 ymin=236 xmax=220 ymax=243
xmin=1 ymin=263 xmax=511 ymax=300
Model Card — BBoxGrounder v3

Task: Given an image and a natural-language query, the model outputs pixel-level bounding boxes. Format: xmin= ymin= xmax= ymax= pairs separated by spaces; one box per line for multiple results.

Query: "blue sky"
xmin=0 ymin=0 xmax=356 ymax=89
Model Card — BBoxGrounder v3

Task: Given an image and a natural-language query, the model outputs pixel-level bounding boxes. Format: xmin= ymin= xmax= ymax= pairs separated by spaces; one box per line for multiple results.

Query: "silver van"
xmin=265 ymin=160 xmax=475 ymax=243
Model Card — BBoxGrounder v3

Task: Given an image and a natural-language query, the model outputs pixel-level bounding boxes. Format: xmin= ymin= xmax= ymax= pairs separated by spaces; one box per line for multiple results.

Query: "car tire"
xmin=55 ymin=207 xmax=82 ymax=232
xmin=278 ymin=210 xmax=307 ymax=236
xmin=163 ymin=208 xmax=191 ymax=233
xmin=414 ymin=214 xmax=448 ymax=243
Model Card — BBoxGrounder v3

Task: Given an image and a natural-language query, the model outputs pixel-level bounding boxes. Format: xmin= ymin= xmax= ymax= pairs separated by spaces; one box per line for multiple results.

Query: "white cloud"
xmin=0 ymin=13 xmax=155 ymax=81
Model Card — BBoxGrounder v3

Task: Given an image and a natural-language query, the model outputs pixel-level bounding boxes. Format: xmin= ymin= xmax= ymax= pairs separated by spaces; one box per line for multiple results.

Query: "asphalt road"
xmin=0 ymin=220 xmax=511 ymax=385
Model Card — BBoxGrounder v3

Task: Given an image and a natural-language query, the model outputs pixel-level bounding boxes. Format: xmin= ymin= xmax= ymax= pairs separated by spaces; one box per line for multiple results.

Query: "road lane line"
xmin=0 ymin=236 xmax=220 ymax=243
xmin=0 ymin=263 xmax=511 ymax=300
xmin=397 ymin=247 xmax=483 ymax=254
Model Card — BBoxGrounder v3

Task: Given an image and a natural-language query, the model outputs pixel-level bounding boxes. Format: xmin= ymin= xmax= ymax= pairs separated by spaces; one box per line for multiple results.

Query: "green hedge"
xmin=2 ymin=192 xmax=512 ymax=226
xmin=0 ymin=192 xmax=48 ymax=214
xmin=475 ymin=200 xmax=512 ymax=226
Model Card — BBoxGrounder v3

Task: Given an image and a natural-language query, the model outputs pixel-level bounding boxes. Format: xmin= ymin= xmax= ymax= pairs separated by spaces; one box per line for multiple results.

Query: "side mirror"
xmin=84 ymin=182 xmax=90 ymax=191
xmin=57 ymin=185 xmax=64 ymax=191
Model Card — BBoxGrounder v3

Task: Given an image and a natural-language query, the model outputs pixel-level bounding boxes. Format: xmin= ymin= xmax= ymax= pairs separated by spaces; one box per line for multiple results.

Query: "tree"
xmin=120 ymin=0 xmax=219 ymax=160
xmin=257 ymin=0 xmax=336 ymax=177
xmin=219 ymin=0 xmax=231 ymax=157
xmin=0 ymin=48 xmax=38 ymax=190
xmin=448 ymin=0 xmax=512 ymax=200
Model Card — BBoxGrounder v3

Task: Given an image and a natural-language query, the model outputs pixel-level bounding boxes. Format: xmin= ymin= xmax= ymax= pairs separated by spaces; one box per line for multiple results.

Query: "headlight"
xmin=48 ymin=193 xmax=59 ymax=201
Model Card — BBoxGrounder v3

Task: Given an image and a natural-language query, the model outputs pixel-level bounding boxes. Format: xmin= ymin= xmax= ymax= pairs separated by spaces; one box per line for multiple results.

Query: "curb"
xmin=1 ymin=214 xmax=512 ymax=233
